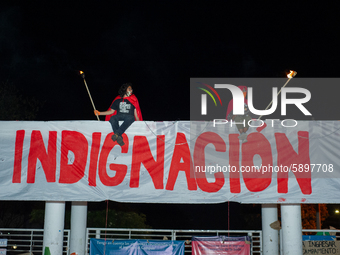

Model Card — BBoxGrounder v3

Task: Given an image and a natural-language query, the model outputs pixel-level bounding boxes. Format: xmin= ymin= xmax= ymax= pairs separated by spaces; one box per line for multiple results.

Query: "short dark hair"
xmin=118 ymin=83 xmax=132 ymax=97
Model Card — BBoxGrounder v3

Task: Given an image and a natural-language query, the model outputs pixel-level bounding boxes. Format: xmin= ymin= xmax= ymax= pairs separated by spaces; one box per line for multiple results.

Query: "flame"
xmin=287 ymin=70 xmax=297 ymax=78
xmin=80 ymin=71 xmax=84 ymax=74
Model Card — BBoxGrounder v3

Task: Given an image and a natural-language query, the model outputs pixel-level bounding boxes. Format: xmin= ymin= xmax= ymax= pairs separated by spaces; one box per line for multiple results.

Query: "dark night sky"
xmin=1 ymin=1 xmax=340 ymax=229
xmin=2 ymin=1 xmax=340 ymax=121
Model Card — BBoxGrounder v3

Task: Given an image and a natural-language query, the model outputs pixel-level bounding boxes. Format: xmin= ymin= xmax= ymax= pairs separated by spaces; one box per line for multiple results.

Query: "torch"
xmin=79 ymin=71 xmax=100 ymax=121
xmin=257 ymin=70 xmax=297 ymax=120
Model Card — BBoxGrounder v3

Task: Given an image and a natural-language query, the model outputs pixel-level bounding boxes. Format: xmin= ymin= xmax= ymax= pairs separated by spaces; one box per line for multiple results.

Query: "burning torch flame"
xmin=79 ymin=70 xmax=85 ymax=79
xmin=287 ymin=70 xmax=297 ymax=78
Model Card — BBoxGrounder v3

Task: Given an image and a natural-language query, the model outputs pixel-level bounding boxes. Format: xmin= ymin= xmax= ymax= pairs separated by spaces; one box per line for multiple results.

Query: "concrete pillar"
xmin=43 ymin=201 xmax=65 ymax=255
xmin=261 ymin=204 xmax=279 ymax=255
xmin=281 ymin=204 xmax=303 ymax=255
xmin=95 ymin=229 xmax=101 ymax=239
xmin=70 ymin=201 xmax=88 ymax=255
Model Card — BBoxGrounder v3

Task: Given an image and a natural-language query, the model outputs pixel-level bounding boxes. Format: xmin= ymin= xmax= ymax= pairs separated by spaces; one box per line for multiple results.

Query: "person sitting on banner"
xmin=226 ymin=85 xmax=252 ymax=143
xmin=94 ymin=83 xmax=143 ymax=146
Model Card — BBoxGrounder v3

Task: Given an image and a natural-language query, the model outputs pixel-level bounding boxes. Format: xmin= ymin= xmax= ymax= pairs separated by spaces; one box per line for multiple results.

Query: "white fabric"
xmin=0 ymin=120 xmax=339 ymax=204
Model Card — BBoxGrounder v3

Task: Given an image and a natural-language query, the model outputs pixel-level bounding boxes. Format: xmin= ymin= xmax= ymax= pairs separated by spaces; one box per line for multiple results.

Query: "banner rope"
xmin=228 ymin=201 xmax=230 ymax=237
xmin=103 ymin=200 xmax=109 ymax=255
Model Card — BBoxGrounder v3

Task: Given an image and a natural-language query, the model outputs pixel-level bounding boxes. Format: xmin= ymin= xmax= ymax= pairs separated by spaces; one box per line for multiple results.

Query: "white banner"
xmin=0 ymin=120 xmax=339 ymax=203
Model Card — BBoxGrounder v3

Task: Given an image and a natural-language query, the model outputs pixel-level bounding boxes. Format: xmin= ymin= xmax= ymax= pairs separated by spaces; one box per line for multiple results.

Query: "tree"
xmin=0 ymin=201 xmax=43 ymax=228
xmin=0 ymin=201 xmax=26 ymax=228
xmin=0 ymin=81 xmax=42 ymax=120
xmin=87 ymin=209 xmax=150 ymax=229
xmin=277 ymin=204 xmax=329 ymax=231
xmin=0 ymin=81 xmax=43 ymax=228
xmin=28 ymin=203 xmax=151 ymax=229
xmin=301 ymin=204 xmax=329 ymax=229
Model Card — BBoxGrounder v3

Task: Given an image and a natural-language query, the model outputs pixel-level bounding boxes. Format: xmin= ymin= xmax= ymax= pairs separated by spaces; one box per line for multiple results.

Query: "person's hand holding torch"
xmin=79 ymin=71 xmax=100 ymax=121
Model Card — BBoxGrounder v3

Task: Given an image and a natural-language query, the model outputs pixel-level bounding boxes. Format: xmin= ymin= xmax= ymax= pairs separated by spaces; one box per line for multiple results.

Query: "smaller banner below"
xmin=303 ymin=240 xmax=340 ymax=255
xmin=303 ymin=235 xmax=336 ymax=241
xmin=90 ymin=238 xmax=185 ymax=255
xmin=0 ymin=240 xmax=7 ymax=247
xmin=191 ymin=236 xmax=250 ymax=255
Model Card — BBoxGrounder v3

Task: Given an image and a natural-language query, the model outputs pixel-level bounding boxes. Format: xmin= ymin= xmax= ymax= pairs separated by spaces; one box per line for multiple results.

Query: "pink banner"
xmin=192 ymin=236 xmax=250 ymax=255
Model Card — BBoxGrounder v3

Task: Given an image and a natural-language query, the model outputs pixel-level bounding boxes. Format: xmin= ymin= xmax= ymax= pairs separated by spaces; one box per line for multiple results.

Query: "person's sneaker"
xmin=111 ymin=133 xmax=119 ymax=142
xmin=238 ymin=133 xmax=247 ymax=139
xmin=117 ymin=135 xmax=125 ymax=146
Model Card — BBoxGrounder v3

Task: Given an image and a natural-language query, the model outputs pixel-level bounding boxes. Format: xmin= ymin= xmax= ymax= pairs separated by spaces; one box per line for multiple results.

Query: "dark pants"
xmin=109 ymin=114 xmax=135 ymax=136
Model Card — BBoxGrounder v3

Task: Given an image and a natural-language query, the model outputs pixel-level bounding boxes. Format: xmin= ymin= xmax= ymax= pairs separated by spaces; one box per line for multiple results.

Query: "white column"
xmin=43 ymin=201 xmax=66 ymax=255
xmin=281 ymin=204 xmax=303 ymax=255
xmin=261 ymin=204 xmax=279 ymax=255
xmin=70 ymin=201 xmax=88 ymax=255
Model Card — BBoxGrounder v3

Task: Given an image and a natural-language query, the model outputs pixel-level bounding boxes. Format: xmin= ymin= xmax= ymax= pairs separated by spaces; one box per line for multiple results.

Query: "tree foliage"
xmin=87 ymin=209 xmax=150 ymax=229
xmin=0 ymin=201 xmax=42 ymax=228
xmin=0 ymin=81 xmax=42 ymax=120
xmin=29 ymin=207 xmax=150 ymax=229
xmin=301 ymin=204 xmax=329 ymax=229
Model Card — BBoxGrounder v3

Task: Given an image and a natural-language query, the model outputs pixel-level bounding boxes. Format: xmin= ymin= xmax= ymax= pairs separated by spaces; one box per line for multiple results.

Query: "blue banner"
xmin=90 ymin=239 xmax=185 ymax=255
xmin=302 ymin=235 xmax=336 ymax=241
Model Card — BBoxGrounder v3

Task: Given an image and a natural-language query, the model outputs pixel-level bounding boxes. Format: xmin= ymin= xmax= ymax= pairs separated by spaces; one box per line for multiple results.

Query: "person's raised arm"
xmin=94 ymin=109 xmax=115 ymax=116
